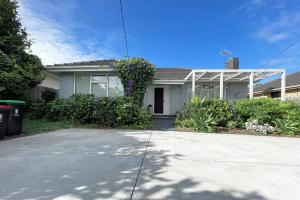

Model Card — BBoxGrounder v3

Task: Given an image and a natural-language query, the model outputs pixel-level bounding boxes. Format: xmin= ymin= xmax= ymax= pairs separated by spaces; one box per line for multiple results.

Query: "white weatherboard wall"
xmin=170 ymin=85 xmax=183 ymax=114
xmin=144 ymin=85 xmax=174 ymax=115
xmin=228 ymin=82 xmax=248 ymax=100
xmin=59 ymin=73 xmax=74 ymax=98
xmin=39 ymin=71 xmax=60 ymax=90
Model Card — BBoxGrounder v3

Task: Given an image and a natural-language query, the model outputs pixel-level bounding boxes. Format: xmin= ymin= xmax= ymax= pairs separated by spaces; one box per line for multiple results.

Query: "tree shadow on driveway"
xmin=0 ymin=129 xmax=268 ymax=200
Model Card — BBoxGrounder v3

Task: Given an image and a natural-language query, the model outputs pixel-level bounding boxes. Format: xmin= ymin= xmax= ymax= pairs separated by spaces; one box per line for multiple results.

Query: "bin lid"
xmin=0 ymin=105 xmax=13 ymax=109
xmin=0 ymin=100 xmax=25 ymax=105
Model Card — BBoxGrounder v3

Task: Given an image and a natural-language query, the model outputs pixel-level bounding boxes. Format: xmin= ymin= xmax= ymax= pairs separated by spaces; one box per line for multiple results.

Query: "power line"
xmin=260 ymin=37 xmax=300 ymax=68
xmin=119 ymin=0 xmax=129 ymax=60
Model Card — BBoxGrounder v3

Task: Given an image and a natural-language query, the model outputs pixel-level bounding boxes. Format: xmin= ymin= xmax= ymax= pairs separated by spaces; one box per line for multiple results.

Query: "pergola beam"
xmin=225 ymin=72 xmax=242 ymax=81
xmin=220 ymin=72 xmax=224 ymax=99
xmin=281 ymin=70 xmax=286 ymax=101
xmin=185 ymin=69 xmax=286 ymax=101
xmin=192 ymin=71 xmax=195 ymax=97
xmin=249 ymin=72 xmax=254 ymax=99
xmin=254 ymin=72 xmax=279 ymax=81
xmin=184 ymin=69 xmax=284 ymax=81
xmin=196 ymin=72 xmax=206 ymax=80
xmin=191 ymin=69 xmax=284 ymax=73
xmin=210 ymin=73 xmax=220 ymax=81
xmin=184 ymin=71 xmax=193 ymax=80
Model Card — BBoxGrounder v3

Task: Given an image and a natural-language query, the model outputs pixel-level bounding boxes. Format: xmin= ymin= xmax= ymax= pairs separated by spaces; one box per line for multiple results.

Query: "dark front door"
xmin=154 ymin=88 xmax=164 ymax=114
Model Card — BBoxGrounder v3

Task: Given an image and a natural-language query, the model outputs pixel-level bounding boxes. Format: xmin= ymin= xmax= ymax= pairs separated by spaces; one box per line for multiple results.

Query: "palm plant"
xmin=274 ymin=118 xmax=300 ymax=136
xmin=193 ymin=111 xmax=217 ymax=133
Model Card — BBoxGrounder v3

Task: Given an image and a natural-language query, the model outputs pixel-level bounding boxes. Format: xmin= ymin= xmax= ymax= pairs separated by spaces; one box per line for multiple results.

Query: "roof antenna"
xmin=219 ymin=47 xmax=233 ymax=67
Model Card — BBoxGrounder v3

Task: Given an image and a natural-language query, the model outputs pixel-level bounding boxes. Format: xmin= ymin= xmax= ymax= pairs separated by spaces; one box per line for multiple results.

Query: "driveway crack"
xmin=129 ymin=130 xmax=152 ymax=200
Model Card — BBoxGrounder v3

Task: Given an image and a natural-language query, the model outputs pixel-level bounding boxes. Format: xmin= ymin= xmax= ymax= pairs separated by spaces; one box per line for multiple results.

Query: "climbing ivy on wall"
xmin=115 ymin=57 xmax=155 ymax=106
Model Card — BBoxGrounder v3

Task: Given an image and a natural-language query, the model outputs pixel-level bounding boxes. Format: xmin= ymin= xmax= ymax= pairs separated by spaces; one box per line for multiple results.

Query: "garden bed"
xmin=176 ymin=127 xmax=300 ymax=137
xmin=176 ymin=97 xmax=300 ymax=136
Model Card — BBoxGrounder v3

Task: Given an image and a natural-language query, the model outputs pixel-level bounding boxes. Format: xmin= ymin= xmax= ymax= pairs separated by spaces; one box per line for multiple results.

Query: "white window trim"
xmin=73 ymin=73 xmax=76 ymax=94
xmin=90 ymin=74 xmax=109 ymax=96
xmin=73 ymin=73 xmax=123 ymax=97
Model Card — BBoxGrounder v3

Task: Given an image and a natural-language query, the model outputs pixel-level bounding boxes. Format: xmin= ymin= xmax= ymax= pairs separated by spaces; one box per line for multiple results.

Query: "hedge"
xmin=27 ymin=94 xmax=152 ymax=129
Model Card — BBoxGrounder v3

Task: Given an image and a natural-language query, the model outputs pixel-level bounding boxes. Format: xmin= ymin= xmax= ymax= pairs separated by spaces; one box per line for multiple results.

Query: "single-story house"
xmin=46 ymin=59 xmax=286 ymax=115
xmin=254 ymin=70 xmax=300 ymax=98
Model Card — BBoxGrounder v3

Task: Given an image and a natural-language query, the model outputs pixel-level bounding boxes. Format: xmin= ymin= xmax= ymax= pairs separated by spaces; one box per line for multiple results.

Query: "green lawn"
xmin=22 ymin=118 xmax=76 ymax=135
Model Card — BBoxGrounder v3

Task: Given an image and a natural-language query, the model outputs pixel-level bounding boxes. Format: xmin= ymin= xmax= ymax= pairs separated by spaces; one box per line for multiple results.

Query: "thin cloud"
xmin=18 ymin=0 xmax=121 ymax=65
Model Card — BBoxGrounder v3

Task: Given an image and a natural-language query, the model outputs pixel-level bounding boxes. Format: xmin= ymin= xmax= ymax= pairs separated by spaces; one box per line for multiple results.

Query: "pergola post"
xmin=281 ymin=70 xmax=286 ymax=101
xmin=249 ymin=72 xmax=254 ymax=99
xmin=192 ymin=71 xmax=195 ymax=97
xmin=220 ymin=72 xmax=224 ymax=99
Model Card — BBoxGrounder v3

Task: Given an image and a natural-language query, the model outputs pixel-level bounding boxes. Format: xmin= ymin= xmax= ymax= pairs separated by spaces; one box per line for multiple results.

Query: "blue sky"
xmin=18 ymin=0 xmax=300 ymax=75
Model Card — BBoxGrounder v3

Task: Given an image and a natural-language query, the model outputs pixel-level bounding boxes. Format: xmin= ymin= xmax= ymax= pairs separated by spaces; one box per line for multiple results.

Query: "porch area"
xmin=185 ymin=69 xmax=286 ymax=101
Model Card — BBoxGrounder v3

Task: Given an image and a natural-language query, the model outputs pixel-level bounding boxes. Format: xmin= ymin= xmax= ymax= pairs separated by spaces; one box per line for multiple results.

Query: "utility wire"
xmin=259 ymin=37 xmax=300 ymax=68
xmin=119 ymin=0 xmax=129 ymax=60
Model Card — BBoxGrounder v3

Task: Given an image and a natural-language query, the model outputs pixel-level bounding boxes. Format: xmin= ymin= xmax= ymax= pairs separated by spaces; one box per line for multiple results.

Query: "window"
xmin=91 ymin=75 xmax=107 ymax=97
xmin=271 ymin=91 xmax=280 ymax=98
xmin=108 ymin=76 xmax=123 ymax=97
xmin=195 ymin=83 xmax=228 ymax=99
xmin=89 ymin=74 xmax=124 ymax=97
xmin=75 ymin=73 xmax=90 ymax=94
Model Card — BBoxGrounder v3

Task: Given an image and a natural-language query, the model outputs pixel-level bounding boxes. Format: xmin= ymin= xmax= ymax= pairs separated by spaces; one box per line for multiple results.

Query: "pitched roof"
xmin=155 ymin=68 xmax=191 ymax=80
xmin=46 ymin=59 xmax=192 ymax=80
xmin=46 ymin=59 xmax=118 ymax=67
xmin=254 ymin=70 xmax=300 ymax=92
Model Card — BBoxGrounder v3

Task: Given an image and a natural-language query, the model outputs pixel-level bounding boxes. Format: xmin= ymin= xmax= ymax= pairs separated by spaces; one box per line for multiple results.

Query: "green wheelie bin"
xmin=0 ymin=105 xmax=12 ymax=140
xmin=0 ymin=100 xmax=25 ymax=136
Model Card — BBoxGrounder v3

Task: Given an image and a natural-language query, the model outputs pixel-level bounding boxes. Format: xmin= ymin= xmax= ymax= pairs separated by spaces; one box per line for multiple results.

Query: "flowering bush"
xmin=115 ymin=58 xmax=155 ymax=106
xmin=245 ymin=120 xmax=274 ymax=135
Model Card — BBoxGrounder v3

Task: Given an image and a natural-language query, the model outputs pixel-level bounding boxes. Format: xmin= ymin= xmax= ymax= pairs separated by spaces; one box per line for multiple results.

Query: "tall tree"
xmin=0 ymin=0 xmax=44 ymax=99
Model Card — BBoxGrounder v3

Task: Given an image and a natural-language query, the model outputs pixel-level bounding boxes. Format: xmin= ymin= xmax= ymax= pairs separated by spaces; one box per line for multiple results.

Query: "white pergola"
xmin=184 ymin=69 xmax=286 ymax=101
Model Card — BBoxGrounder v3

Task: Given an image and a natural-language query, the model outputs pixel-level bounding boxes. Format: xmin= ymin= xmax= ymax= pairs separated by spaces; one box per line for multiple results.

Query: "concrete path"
xmin=152 ymin=118 xmax=176 ymax=131
xmin=0 ymin=129 xmax=300 ymax=200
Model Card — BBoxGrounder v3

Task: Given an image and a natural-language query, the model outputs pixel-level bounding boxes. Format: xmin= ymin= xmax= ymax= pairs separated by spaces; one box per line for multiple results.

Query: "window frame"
xmin=90 ymin=74 xmax=109 ymax=96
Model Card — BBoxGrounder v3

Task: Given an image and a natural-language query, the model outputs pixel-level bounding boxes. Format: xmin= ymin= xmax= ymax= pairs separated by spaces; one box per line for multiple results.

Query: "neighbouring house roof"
xmin=254 ymin=70 xmax=300 ymax=93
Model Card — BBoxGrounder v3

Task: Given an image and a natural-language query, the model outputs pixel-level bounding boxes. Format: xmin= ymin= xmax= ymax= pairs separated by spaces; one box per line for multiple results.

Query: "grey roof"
xmin=47 ymin=59 xmax=192 ymax=80
xmin=254 ymin=70 xmax=300 ymax=93
xmin=46 ymin=59 xmax=118 ymax=67
xmin=155 ymin=68 xmax=191 ymax=80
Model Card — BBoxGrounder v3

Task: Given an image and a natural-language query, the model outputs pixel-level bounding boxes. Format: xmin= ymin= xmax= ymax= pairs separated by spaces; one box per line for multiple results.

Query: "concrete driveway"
xmin=0 ymin=129 xmax=300 ymax=200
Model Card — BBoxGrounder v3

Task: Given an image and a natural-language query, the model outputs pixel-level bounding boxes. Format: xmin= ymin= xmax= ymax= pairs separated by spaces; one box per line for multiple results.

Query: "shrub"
xmin=226 ymin=120 xmax=238 ymax=129
xmin=46 ymin=98 xmax=68 ymax=121
xmin=201 ymin=99 xmax=233 ymax=126
xmin=46 ymin=94 xmax=152 ymax=129
xmin=180 ymin=96 xmax=204 ymax=120
xmin=115 ymin=97 xmax=140 ymax=126
xmin=178 ymin=119 xmax=194 ymax=129
xmin=93 ymin=97 xmax=118 ymax=127
xmin=129 ymin=108 xmax=153 ymax=129
xmin=180 ymin=97 xmax=233 ymax=127
xmin=236 ymin=98 xmax=300 ymax=126
xmin=66 ymin=94 xmax=96 ymax=124
xmin=26 ymin=98 xmax=47 ymax=119
xmin=236 ymin=98 xmax=283 ymax=125
xmin=41 ymin=88 xmax=57 ymax=102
